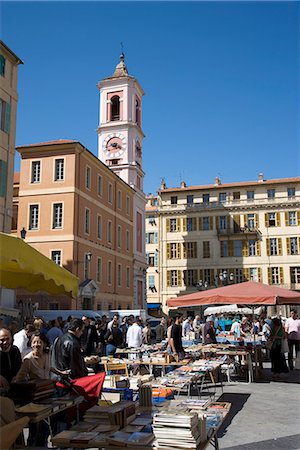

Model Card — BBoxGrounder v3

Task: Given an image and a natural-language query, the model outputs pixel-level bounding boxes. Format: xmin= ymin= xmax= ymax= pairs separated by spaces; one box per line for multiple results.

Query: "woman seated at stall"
xmin=14 ymin=332 xmax=51 ymax=446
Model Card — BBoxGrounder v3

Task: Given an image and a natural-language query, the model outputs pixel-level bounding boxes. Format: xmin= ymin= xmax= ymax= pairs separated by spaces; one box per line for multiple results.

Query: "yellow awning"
xmin=0 ymin=232 xmax=78 ymax=298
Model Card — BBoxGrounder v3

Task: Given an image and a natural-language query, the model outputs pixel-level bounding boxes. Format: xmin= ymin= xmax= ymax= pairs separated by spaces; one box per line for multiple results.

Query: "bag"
xmin=281 ymin=338 xmax=289 ymax=354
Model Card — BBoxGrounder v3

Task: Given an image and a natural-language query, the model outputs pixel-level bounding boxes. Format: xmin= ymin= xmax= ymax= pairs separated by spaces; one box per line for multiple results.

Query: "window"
xmin=247 ymin=214 xmax=255 ymax=230
xmin=136 ymin=175 xmax=141 ymax=190
xmin=108 ymin=261 xmax=112 ymax=284
xmin=31 ymin=161 xmax=41 ymax=183
xmin=146 ymin=232 xmax=158 ymax=244
xmin=147 ymin=253 xmax=156 ymax=266
xmin=203 ymin=269 xmax=212 ymax=285
xmin=219 ymin=216 xmax=227 ymax=230
xmin=97 ymin=175 xmax=103 ymax=196
xmin=270 ymin=267 xmax=280 ymax=284
xmin=203 ymin=241 xmax=210 ymax=258
xmin=126 ymin=267 xmax=130 ymax=288
xmin=148 ymin=275 xmax=155 ymax=290
xmin=249 ymin=268 xmax=258 ymax=282
xmin=169 ymin=243 xmax=180 ymax=259
xmin=235 ymin=268 xmax=243 ymax=283
xmin=0 ymin=160 xmax=7 ymax=197
xmin=171 ymin=196 xmax=178 ymax=205
xmin=0 ymin=99 xmax=11 ymax=133
xmin=247 ymin=191 xmax=254 ymax=201
xmin=170 ymin=218 xmax=177 ymax=232
xmin=184 ymin=269 xmax=197 ymax=287
xmin=96 ymin=257 xmax=102 ymax=283
xmin=11 ymin=204 xmax=18 ymax=230
xmin=288 ymin=211 xmax=297 ymax=226
xmin=187 ymin=195 xmax=194 ymax=205
xmin=53 ymin=203 xmax=63 ymax=229
xmin=97 ymin=215 xmax=102 ymax=239
xmin=267 ymin=212 xmax=276 ymax=227
xmin=51 ymin=250 xmax=61 ymax=265
xmin=202 ymin=193 xmax=210 ymax=203
xmin=54 ymin=159 xmax=64 ymax=181
xmin=167 ymin=270 xmax=182 ymax=287
xmin=219 ymin=192 xmax=227 ymax=203
xmin=202 ymin=217 xmax=210 ymax=231
xmin=233 ymin=191 xmax=240 ymax=200
xmin=136 ymin=211 xmax=142 ymax=252
xmin=267 ymin=189 xmax=275 ymax=199
xmin=108 ymin=183 xmax=113 ymax=203
xmin=84 ymin=253 xmax=91 ymax=279
xmin=184 ymin=242 xmax=197 ymax=258
xmin=29 ymin=204 xmax=39 ymax=230
xmin=289 ymin=237 xmax=299 ymax=255
xmin=234 ymin=240 xmax=242 ymax=257
xmin=287 ymin=187 xmax=295 ymax=199
xmin=0 ymin=55 xmax=5 ymax=76
xmin=107 ymin=220 xmax=112 ymax=243
xmin=117 ymin=264 xmax=122 ymax=286
xmin=291 ymin=267 xmax=300 ymax=284
xmin=111 ymin=96 xmax=120 ymax=121
xmin=86 ymin=166 xmax=91 ymax=189
xmin=249 ymin=239 xmax=256 ymax=256
xmin=135 ymin=97 xmax=140 ymax=125
xmin=270 ymin=238 xmax=277 ymax=256
xmin=126 ymin=196 xmax=130 ymax=215
xmin=85 ymin=208 xmax=90 ymax=234
xmin=126 ymin=230 xmax=130 ymax=251
xmin=117 ymin=190 xmax=122 ymax=209
xmin=221 ymin=241 xmax=228 ymax=257
xmin=117 ymin=225 xmax=121 ymax=248
xmin=186 ymin=218 xmax=195 ymax=231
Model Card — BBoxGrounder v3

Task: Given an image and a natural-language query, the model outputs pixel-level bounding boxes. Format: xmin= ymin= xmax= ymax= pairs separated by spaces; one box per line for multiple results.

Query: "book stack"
xmin=153 ymin=410 xmax=204 ymax=449
xmin=15 ymin=402 xmax=52 ymax=417
xmin=107 ymin=430 xmax=155 ymax=447
xmin=139 ymin=384 xmax=152 ymax=407
xmin=10 ymin=379 xmax=55 ymax=401
xmin=84 ymin=400 xmax=136 ymax=428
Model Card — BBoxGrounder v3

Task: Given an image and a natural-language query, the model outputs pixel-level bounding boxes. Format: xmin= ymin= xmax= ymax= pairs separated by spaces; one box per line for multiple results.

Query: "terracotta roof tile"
xmin=17 ymin=139 xmax=77 ymax=148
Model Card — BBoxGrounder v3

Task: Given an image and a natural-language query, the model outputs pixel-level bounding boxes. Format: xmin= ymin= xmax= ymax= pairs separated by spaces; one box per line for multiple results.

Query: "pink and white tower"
xmin=97 ymin=53 xmax=147 ymax=309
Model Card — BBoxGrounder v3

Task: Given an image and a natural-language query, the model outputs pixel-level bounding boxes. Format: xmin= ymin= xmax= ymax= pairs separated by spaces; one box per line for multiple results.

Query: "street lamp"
xmin=20 ymin=227 xmax=27 ymax=239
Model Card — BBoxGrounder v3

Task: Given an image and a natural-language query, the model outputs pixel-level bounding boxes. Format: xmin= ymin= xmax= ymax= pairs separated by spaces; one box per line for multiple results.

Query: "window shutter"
xmin=278 ymin=238 xmax=282 ymax=256
xmin=256 ymin=240 xmax=261 ymax=256
xmin=276 ymin=212 xmax=281 ymax=227
xmin=297 ymin=211 xmax=300 ymax=226
xmin=210 ymin=216 xmax=213 ymax=230
xmin=178 ymin=243 xmax=181 ymax=259
xmin=145 ymin=233 xmax=149 ymax=244
xmin=194 ymin=242 xmax=198 ymax=258
xmin=166 ymin=243 xmax=170 ymax=259
xmin=220 ymin=241 xmax=224 ymax=257
xmin=285 ymin=212 xmax=289 ymax=226
xmin=244 ymin=214 xmax=248 ymax=228
xmin=286 ymin=238 xmax=290 ymax=255
xmin=280 ymin=267 xmax=284 ymax=284
xmin=177 ymin=218 xmax=181 ymax=232
xmin=298 ymin=238 xmax=300 ymax=255
xmin=183 ymin=270 xmax=187 ymax=286
xmin=226 ymin=216 xmax=230 ymax=229
xmin=216 ymin=216 xmax=220 ymax=231
xmin=193 ymin=217 xmax=197 ymax=231
xmin=258 ymin=267 xmax=262 ymax=283
xmin=182 ymin=243 xmax=187 ymax=258
xmin=154 ymin=252 xmax=158 ymax=266
xmin=154 ymin=232 xmax=158 ymax=244
xmin=166 ymin=218 xmax=170 ymax=232
xmin=182 ymin=217 xmax=187 ymax=232
xmin=265 ymin=213 xmax=268 ymax=228
xmin=228 ymin=241 xmax=234 ymax=257
xmin=255 ymin=213 xmax=259 ymax=228
xmin=167 ymin=271 xmax=171 ymax=287
xmin=178 ymin=271 xmax=182 ymax=287
xmin=198 ymin=217 xmax=202 ymax=231
xmin=266 ymin=238 xmax=270 ymax=256
xmin=146 ymin=253 xmax=149 ymax=264
xmin=4 ymin=102 xmax=11 ymax=134
xmin=242 ymin=241 xmax=248 ymax=257
xmin=199 ymin=269 xmax=203 ymax=281
xmin=210 ymin=269 xmax=214 ymax=282
xmin=243 ymin=268 xmax=250 ymax=281
xmin=267 ymin=267 xmax=272 ymax=284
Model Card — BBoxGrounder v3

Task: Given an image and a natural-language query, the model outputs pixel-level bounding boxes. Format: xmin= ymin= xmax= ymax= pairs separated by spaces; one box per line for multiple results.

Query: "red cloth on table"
xmin=57 ymin=371 xmax=106 ymax=400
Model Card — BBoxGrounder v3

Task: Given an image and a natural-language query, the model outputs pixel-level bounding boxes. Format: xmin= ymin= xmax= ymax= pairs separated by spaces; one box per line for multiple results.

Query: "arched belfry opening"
xmin=111 ymin=95 xmax=120 ymax=121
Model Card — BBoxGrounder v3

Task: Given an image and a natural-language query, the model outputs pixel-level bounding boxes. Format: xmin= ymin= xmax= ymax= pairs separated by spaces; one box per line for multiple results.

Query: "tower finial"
xmin=120 ymin=42 xmax=125 ymax=61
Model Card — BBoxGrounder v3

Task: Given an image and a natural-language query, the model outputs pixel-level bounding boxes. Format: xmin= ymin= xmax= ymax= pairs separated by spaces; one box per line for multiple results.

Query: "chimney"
xmin=258 ymin=172 xmax=264 ymax=182
xmin=160 ymin=178 xmax=166 ymax=190
xmin=215 ymin=176 xmax=221 ymax=186
xmin=180 ymin=181 xmax=186 ymax=188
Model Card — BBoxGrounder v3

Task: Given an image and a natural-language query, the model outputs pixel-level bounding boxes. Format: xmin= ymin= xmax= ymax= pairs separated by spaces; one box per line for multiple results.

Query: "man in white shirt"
xmin=285 ymin=309 xmax=300 ymax=370
xmin=13 ymin=324 xmax=35 ymax=358
xmin=182 ymin=317 xmax=193 ymax=338
xmin=126 ymin=318 xmax=143 ymax=348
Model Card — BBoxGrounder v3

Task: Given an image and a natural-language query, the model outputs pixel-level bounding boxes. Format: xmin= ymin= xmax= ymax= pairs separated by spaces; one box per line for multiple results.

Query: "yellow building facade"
xmin=146 ymin=175 xmax=300 ymax=315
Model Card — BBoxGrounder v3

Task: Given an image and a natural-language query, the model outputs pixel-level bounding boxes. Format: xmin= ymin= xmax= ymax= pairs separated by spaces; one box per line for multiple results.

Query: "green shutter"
xmin=4 ymin=102 xmax=11 ymax=134
xmin=0 ymin=160 xmax=7 ymax=197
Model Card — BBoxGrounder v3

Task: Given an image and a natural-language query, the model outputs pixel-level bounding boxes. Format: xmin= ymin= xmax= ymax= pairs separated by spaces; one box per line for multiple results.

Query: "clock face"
xmin=103 ymin=133 xmax=126 ymax=158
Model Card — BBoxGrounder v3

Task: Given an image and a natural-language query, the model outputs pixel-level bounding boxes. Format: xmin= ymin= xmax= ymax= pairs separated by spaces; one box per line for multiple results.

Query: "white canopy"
xmin=204 ymin=304 xmax=262 ymax=316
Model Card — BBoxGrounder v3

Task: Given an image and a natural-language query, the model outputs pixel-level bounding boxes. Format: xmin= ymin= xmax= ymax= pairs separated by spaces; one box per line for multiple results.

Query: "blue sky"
xmin=2 ymin=1 xmax=299 ymax=194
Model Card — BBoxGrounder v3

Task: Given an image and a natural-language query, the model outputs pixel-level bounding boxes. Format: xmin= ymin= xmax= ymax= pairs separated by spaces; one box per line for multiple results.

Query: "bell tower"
xmin=97 ymin=53 xmax=145 ymax=193
xmin=97 ymin=54 xmax=147 ymax=309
